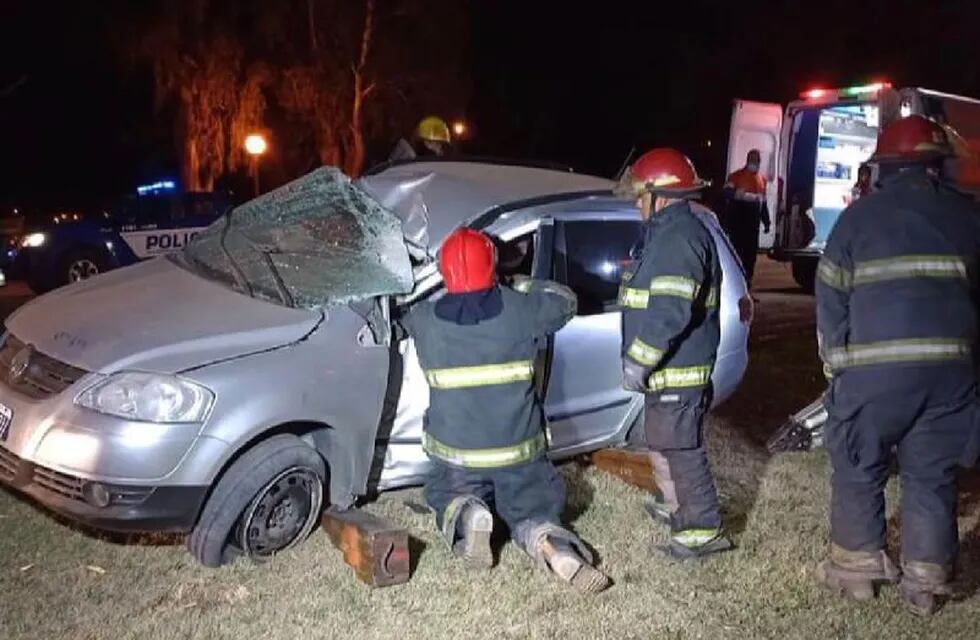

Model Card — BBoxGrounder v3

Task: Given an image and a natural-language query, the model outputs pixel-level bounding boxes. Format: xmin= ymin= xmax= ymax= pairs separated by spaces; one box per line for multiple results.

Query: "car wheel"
xmin=791 ymin=257 xmax=817 ymax=294
xmin=61 ymin=248 xmax=108 ymax=287
xmin=187 ymin=434 xmax=326 ymax=568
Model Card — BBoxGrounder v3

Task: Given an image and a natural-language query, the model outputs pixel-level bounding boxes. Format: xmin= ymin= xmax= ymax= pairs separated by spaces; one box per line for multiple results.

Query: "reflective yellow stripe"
xmin=619 ymin=287 xmax=650 ymax=309
xmin=627 ymin=337 xmax=664 ymax=366
xmin=826 ymin=338 xmax=971 ymax=369
xmin=672 ymin=528 xmax=722 ymax=548
xmin=853 ymin=255 xmax=968 ymax=285
xmin=648 ymin=365 xmax=713 ymax=391
xmin=817 ymin=258 xmax=852 ymax=291
xmin=649 ymin=276 xmax=699 ymax=300
xmin=705 ymin=287 xmax=719 ymax=309
xmin=425 ymin=360 xmax=534 ymax=389
xmin=422 ymin=432 xmax=546 ymax=468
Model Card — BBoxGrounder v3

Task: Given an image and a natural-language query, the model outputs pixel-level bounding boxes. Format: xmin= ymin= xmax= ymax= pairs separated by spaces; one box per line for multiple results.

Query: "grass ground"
xmin=2 ymin=261 xmax=980 ymax=639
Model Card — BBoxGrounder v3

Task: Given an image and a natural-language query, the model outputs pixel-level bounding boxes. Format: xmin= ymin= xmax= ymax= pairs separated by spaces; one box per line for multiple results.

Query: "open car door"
xmin=727 ymin=100 xmax=783 ymax=249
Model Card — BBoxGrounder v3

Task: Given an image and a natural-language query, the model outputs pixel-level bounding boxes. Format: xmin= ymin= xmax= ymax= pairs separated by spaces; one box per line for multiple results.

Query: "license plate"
xmin=0 ymin=402 xmax=12 ymax=442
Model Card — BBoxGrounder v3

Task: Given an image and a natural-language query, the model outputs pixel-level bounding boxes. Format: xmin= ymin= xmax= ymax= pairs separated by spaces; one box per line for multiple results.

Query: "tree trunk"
xmin=307 ymin=0 xmax=318 ymax=53
xmin=179 ymin=89 xmax=204 ymax=191
xmin=346 ymin=0 xmax=375 ymax=177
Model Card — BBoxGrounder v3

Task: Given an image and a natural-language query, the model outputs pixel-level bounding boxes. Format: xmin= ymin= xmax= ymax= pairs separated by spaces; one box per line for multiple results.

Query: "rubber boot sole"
xmin=457 ymin=508 xmax=494 ymax=570
xmin=548 ymin=552 xmax=611 ymax=594
xmin=656 ymin=535 xmax=734 ymax=560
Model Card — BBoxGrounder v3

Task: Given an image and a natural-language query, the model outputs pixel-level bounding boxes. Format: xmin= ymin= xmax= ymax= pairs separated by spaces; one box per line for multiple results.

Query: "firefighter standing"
xmin=815 ymin=115 xmax=980 ymax=615
xmin=723 ymin=149 xmax=771 ymax=287
xmin=401 ymin=228 xmax=610 ymax=593
xmin=616 ymin=148 xmax=732 ymax=558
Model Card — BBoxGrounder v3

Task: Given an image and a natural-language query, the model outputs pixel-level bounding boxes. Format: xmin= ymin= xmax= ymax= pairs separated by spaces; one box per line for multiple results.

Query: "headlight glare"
xmin=76 ymin=372 xmax=213 ymax=423
xmin=21 ymin=232 xmax=47 ymax=248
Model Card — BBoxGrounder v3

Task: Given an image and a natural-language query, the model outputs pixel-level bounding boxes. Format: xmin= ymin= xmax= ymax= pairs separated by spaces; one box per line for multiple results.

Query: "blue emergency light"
xmin=136 ymin=180 xmax=177 ymax=196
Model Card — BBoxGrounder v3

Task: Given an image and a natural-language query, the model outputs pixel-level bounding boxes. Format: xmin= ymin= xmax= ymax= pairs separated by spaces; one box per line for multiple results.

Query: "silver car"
xmin=0 ymin=161 xmax=750 ymax=566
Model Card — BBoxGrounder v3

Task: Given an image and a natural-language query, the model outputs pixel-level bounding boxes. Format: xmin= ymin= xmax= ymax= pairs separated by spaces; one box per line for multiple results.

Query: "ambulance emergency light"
xmin=136 ymin=180 xmax=177 ymax=196
xmin=801 ymin=82 xmax=891 ymax=103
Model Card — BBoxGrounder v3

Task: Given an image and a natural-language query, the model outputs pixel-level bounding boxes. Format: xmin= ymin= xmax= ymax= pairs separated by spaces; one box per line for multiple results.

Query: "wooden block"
xmin=590 ymin=448 xmax=659 ymax=494
xmin=322 ymin=508 xmax=411 ymax=587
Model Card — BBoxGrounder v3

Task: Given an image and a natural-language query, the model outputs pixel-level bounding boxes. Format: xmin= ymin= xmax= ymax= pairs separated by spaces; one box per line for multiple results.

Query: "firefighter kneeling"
xmin=616 ymin=149 xmax=733 ymax=558
xmin=401 ymin=228 xmax=610 ymax=593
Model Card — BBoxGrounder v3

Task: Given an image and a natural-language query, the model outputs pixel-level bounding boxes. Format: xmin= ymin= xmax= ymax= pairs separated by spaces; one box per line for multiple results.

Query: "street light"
xmin=244 ymin=133 xmax=268 ymax=196
xmin=451 ymin=120 xmax=468 ymax=138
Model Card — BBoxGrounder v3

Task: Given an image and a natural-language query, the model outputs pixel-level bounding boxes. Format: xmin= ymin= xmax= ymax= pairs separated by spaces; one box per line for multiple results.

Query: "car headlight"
xmin=76 ymin=372 xmax=214 ymax=423
xmin=21 ymin=232 xmax=47 ymax=248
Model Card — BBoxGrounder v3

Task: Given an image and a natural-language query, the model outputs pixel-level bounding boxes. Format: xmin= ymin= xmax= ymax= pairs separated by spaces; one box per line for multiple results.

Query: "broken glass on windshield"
xmin=173 ymin=167 xmax=414 ymax=308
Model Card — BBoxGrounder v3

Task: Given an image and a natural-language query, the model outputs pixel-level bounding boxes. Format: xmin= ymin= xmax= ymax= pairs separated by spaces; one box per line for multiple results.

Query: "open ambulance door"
xmin=727 ymin=100 xmax=783 ymax=250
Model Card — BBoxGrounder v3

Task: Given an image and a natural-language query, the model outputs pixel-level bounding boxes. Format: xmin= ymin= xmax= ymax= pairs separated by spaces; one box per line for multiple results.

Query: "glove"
xmin=622 ymin=359 xmax=651 ymax=393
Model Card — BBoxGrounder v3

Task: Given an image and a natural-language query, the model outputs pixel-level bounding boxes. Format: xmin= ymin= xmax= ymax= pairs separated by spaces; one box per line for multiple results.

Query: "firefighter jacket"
xmin=816 ymin=168 xmax=980 ymax=388
xmin=619 ymin=201 xmax=722 ymax=393
xmin=402 ymin=280 xmax=576 ymax=468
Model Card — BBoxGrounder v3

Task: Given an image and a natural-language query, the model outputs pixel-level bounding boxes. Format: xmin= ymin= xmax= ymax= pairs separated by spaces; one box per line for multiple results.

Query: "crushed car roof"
xmin=358 ymin=161 xmax=614 ymax=249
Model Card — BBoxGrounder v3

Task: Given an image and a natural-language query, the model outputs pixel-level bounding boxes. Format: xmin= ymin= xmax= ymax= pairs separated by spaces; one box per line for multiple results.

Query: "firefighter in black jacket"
xmin=615 ymin=148 xmax=732 ymax=558
xmin=815 ymin=115 xmax=980 ymax=616
xmin=401 ymin=228 xmax=610 ymax=593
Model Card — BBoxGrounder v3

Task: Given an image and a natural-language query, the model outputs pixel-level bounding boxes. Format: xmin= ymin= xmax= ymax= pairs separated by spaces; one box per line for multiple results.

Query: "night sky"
xmin=3 ymin=0 xmax=980 ymax=208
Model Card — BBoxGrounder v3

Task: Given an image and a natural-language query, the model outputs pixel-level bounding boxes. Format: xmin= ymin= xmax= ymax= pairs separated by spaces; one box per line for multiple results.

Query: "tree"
xmin=131 ymin=0 xmax=467 ymax=190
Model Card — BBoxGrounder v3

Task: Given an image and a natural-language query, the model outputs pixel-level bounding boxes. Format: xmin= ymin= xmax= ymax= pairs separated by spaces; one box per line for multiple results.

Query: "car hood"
xmin=4 ymin=258 xmax=322 ymax=374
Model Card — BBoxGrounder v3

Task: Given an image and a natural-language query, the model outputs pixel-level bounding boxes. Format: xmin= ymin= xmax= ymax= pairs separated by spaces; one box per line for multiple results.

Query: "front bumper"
xmin=0 ymin=445 xmax=206 ymax=531
xmin=0 ymin=341 xmax=226 ymax=532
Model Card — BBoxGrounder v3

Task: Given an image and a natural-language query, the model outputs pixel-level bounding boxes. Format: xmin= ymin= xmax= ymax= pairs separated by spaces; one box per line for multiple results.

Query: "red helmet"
xmin=616 ymin=148 xmax=709 ymax=198
xmin=870 ymin=115 xmax=954 ymax=164
xmin=439 ymin=228 xmax=497 ymax=294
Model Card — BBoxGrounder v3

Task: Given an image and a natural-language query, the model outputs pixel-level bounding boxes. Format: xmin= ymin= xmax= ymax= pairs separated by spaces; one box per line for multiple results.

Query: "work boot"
xmin=657 ymin=527 xmax=733 ymax=559
xmin=816 ymin=544 xmax=899 ymax=602
xmin=441 ymin=496 xmax=494 ymax=570
xmin=453 ymin=503 xmax=494 ymax=569
xmin=523 ymin=523 xmax=611 ymax=594
xmin=899 ymin=561 xmax=953 ymax=617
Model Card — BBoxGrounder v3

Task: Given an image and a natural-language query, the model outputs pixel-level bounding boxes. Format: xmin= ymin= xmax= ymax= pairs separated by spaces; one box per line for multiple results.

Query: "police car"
xmin=11 ymin=181 xmax=230 ymax=293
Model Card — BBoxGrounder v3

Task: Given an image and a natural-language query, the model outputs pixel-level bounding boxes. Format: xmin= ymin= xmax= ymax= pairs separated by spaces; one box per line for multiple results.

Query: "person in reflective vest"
xmin=723 ymin=149 xmax=771 ymax=288
xmin=615 ymin=148 xmax=732 ymax=559
xmin=815 ymin=115 xmax=980 ymax=616
xmin=400 ymin=228 xmax=610 ymax=593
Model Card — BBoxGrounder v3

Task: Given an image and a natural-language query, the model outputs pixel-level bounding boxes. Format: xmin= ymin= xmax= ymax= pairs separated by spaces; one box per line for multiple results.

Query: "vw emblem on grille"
xmin=9 ymin=344 xmax=35 ymax=383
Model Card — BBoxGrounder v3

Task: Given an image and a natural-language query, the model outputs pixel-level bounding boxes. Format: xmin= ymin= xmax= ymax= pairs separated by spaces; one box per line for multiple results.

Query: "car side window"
xmin=557 ymin=220 xmax=643 ymax=316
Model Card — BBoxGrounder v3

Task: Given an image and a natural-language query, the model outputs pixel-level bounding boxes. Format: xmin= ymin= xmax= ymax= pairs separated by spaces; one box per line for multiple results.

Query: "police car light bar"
xmin=136 ymin=180 xmax=176 ymax=196
xmin=801 ymin=82 xmax=891 ymax=102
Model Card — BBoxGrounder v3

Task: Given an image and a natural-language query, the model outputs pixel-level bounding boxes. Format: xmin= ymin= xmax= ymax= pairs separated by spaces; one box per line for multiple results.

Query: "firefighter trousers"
xmin=644 ymin=388 xmax=722 ymax=532
xmin=825 ymin=384 xmax=977 ymax=568
xmin=425 ymin=456 xmax=566 ymax=537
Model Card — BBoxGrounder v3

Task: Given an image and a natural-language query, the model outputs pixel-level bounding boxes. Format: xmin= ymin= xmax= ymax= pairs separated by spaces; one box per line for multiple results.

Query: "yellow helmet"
xmin=416 ymin=116 xmax=451 ymax=144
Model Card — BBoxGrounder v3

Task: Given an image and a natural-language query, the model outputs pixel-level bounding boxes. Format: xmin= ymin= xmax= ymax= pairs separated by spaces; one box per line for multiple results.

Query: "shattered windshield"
xmin=170 ymin=167 xmax=413 ymax=308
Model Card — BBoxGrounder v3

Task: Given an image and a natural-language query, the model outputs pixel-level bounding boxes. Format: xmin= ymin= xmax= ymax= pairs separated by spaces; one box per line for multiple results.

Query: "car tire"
xmin=187 ymin=434 xmax=327 ymax=568
xmin=60 ymin=247 xmax=109 ymax=288
xmin=791 ymin=257 xmax=817 ymax=294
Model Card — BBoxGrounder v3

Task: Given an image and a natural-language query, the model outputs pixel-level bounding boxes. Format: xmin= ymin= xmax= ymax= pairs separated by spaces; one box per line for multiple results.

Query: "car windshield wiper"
xmin=259 ymin=250 xmax=295 ymax=308
xmin=219 ymin=212 xmax=254 ymax=299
